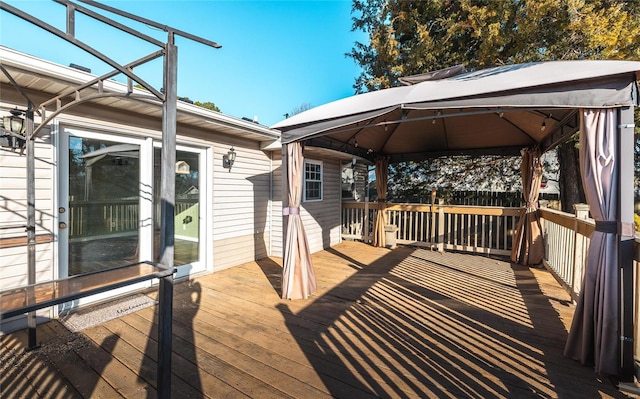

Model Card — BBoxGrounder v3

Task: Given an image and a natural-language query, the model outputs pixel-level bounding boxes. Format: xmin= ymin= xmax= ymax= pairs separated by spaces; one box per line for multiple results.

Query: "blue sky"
xmin=0 ymin=0 xmax=366 ymax=126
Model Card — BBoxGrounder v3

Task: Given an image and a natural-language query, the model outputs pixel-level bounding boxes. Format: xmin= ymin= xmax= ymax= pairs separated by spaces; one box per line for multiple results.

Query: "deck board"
xmin=0 ymin=241 xmax=627 ymax=398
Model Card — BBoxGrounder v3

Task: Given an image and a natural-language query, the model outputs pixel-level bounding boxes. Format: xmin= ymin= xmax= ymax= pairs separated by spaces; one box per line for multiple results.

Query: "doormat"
xmin=60 ymin=294 xmax=157 ymax=333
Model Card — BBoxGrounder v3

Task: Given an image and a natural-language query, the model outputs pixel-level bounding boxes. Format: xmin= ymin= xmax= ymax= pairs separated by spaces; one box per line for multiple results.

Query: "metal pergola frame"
xmin=0 ymin=1 xmax=221 ymax=397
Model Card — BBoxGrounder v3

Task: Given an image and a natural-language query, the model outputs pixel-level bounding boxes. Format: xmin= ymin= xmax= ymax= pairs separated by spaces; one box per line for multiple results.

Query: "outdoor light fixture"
xmin=223 ymin=147 xmax=236 ymax=171
xmin=0 ymin=108 xmax=26 ymax=150
xmin=432 ymin=110 xmax=442 ymax=125
xmin=541 ymin=113 xmax=552 ymax=131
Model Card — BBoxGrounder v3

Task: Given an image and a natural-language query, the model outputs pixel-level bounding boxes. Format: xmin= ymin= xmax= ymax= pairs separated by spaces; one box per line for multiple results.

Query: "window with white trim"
xmin=304 ymin=160 xmax=323 ymax=201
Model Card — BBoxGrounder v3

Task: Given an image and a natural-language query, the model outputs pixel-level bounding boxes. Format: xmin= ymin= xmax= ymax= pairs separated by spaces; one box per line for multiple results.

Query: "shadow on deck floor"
xmin=1 ymin=241 xmax=628 ymax=398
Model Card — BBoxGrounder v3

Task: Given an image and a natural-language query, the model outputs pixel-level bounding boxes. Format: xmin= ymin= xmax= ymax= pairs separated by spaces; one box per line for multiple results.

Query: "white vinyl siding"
xmin=1 ymin=243 xmax=54 ymax=288
xmin=300 ymin=158 xmax=341 ymax=254
xmin=0 ymin=129 xmax=56 ymax=331
xmin=0 ymin=130 xmax=55 ymax=288
xmin=272 ymin=154 xmax=342 ymax=257
xmin=270 ymin=150 xmax=284 ymax=258
xmin=211 ymin=140 xmax=274 ymax=271
xmin=0 ymin=132 xmax=54 ymax=239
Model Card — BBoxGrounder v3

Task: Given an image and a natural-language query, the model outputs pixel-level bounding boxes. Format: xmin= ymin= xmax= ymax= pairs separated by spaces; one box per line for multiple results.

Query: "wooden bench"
xmin=0 ymin=261 xmax=175 ymax=396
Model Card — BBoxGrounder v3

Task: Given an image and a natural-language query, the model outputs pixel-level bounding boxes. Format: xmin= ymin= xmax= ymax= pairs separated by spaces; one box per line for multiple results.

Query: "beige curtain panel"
xmin=510 ymin=147 xmax=545 ymax=265
xmin=281 ymin=142 xmax=317 ymax=300
xmin=372 ymin=156 xmax=390 ymax=247
xmin=564 ymin=109 xmax=618 ymax=376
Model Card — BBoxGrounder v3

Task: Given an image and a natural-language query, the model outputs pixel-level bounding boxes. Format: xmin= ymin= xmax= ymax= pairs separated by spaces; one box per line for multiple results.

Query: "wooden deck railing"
xmin=69 ymin=200 xmax=139 ymax=238
xmin=342 ymin=200 xmax=640 ymax=303
xmin=342 ymin=201 xmax=521 ymax=256
xmin=538 ymin=206 xmax=640 ymax=302
xmin=538 ymin=205 xmax=593 ymax=302
xmin=69 ymin=199 xmax=197 ymax=239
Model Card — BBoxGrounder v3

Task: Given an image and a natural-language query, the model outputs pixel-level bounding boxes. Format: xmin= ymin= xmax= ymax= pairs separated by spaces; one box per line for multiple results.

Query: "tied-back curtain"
xmin=564 ymin=108 xmax=618 ymax=376
xmin=510 ymin=147 xmax=545 ymax=265
xmin=372 ymin=156 xmax=389 ymax=247
xmin=281 ymin=142 xmax=317 ymax=300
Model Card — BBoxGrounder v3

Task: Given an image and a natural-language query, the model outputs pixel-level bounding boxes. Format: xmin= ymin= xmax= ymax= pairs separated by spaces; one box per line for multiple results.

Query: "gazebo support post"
xmin=157 ymin=37 xmax=177 ymax=399
xmin=617 ymin=105 xmax=635 ymax=382
xmin=26 ymin=102 xmax=36 ymax=349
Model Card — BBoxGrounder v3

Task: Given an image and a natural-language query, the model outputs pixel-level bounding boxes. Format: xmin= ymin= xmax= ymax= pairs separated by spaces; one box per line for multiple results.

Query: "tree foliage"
xmin=177 ymin=97 xmax=221 ymax=112
xmin=193 ymin=101 xmax=220 ymax=112
xmin=348 ymin=0 xmax=640 ymax=206
xmin=388 ymin=156 xmax=521 ymax=202
xmin=133 ymin=84 xmax=221 ymax=112
xmin=285 ymin=102 xmax=313 ymax=119
xmin=349 ymin=0 xmax=640 ymax=92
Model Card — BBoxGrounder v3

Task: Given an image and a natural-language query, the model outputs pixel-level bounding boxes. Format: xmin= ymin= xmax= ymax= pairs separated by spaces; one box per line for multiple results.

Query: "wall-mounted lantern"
xmin=223 ymin=147 xmax=236 ymax=171
xmin=0 ymin=108 xmax=26 ymax=150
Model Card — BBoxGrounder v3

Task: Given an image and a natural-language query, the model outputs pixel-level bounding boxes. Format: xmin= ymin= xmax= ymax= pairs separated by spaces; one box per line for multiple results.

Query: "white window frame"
xmin=303 ymin=159 xmax=323 ymax=202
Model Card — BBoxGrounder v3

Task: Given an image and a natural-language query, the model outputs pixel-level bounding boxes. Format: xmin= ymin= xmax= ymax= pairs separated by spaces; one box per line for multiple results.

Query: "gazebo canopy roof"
xmin=272 ymin=60 xmax=640 ymax=163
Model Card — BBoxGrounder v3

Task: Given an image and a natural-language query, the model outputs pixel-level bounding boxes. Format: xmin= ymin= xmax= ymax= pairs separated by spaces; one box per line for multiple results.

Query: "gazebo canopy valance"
xmin=273 ymin=60 xmax=640 ymax=163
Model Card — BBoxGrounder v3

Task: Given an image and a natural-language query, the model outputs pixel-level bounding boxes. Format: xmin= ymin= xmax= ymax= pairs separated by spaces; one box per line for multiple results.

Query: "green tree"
xmin=193 ymin=101 xmax=220 ymax=112
xmin=134 ymin=84 xmax=221 ymax=112
xmin=349 ymin=0 xmax=640 ymax=209
xmin=387 ymin=155 xmax=521 ymax=202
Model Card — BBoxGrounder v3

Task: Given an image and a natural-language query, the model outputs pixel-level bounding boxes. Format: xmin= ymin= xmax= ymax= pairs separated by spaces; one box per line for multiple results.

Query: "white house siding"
xmin=0 ymin=128 xmax=56 ymax=330
xmin=0 ymin=112 xmax=280 ymax=280
xmin=0 ymin=129 xmax=55 ymax=289
xmin=0 ymin=243 xmax=54 ymax=332
xmin=271 ymin=152 xmax=343 ymax=258
xmin=211 ymin=140 xmax=275 ymax=271
xmin=270 ymin=150 xmax=284 ymax=257
xmin=300 ymin=157 xmax=342 ymax=254
xmin=55 ymin=117 xmax=279 ymax=274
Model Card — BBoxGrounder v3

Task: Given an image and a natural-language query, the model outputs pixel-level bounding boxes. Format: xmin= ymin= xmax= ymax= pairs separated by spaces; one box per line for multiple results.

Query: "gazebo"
xmin=272 ymin=61 xmax=640 ymax=380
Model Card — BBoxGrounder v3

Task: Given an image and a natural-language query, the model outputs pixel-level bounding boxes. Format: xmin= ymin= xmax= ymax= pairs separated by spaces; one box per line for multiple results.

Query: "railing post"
xmin=437 ymin=199 xmax=445 ymax=252
xmin=364 ymin=197 xmax=370 ymax=243
xmin=572 ymin=203 xmax=590 ymax=299
xmin=538 ymin=199 xmax=549 ymax=264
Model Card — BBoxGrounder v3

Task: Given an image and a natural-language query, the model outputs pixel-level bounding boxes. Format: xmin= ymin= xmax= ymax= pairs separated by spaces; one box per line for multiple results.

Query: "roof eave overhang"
xmin=0 ymin=46 xmax=281 ymax=143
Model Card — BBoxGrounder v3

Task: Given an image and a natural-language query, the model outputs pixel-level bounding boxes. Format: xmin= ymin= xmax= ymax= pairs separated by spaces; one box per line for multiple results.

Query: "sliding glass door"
xmin=58 ymin=127 xmax=208 ymax=308
xmin=153 ymin=146 xmax=206 ymax=278
xmin=64 ymin=134 xmax=144 ymax=275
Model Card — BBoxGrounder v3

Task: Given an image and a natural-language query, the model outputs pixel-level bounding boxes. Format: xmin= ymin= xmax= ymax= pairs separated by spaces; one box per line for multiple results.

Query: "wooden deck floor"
xmin=1 ymin=241 xmax=628 ymax=398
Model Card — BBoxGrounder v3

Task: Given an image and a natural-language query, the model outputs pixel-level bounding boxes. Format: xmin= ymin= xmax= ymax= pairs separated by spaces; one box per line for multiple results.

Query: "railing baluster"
xmin=341 ymin=201 xmax=526 ymax=256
